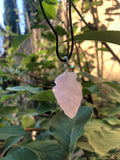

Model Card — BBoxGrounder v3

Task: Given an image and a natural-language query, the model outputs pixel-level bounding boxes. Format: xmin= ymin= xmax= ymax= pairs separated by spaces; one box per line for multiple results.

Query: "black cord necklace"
xmin=38 ymin=0 xmax=74 ymax=62
xmin=39 ymin=0 xmax=83 ymax=119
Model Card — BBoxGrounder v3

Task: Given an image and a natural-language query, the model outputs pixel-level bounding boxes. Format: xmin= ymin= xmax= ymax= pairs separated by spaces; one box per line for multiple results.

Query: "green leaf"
xmin=39 ymin=2 xmax=57 ymax=20
xmin=104 ymin=81 xmax=120 ymax=93
xmin=45 ymin=0 xmax=57 ymax=4
xmin=0 ymin=123 xmax=7 ymax=128
xmin=77 ymin=136 xmax=95 ymax=152
xmin=41 ymin=32 xmax=55 ymax=42
xmin=4 ymin=136 xmax=23 ymax=152
xmin=50 ymin=106 xmax=92 ymax=154
xmin=83 ymin=1 xmax=102 ymax=11
xmin=30 ymin=89 xmax=56 ymax=102
xmin=108 ymin=107 xmax=120 ymax=116
xmin=7 ymin=86 xmax=41 ymax=93
xmin=31 ymin=24 xmax=48 ymax=30
xmin=10 ymin=33 xmax=32 ymax=53
xmin=66 ymin=31 xmax=120 ymax=45
xmin=55 ymin=26 xmax=67 ymax=36
xmin=87 ymin=85 xmax=99 ymax=94
xmin=0 ymin=126 xmax=26 ymax=140
xmin=0 ymin=59 xmax=8 ymax=67
xmin=0 ymin=70 xmax=7 ymax=76
xmin=17 ymin=109 xmax=38 ymax=117
xmin=97 ymin=47 xmax=109 ymax=51
xmin=79 ymin=72 xmax=120 ymax=93
xmin=103 ymin=117 xmax=120 ymax=125
xmin=21 ymin=115 xmax=35 ymax=129
xmin=14 ymin=53 xmax=27 ymax=57
xmin=1 ymin=95 xmax=14 ymax=102
xmin=22 ymin=140 xmax=67 ymax=160
xmin=85 ymin=120 xmax=120 ymax=156
xmin=37 ymin=101 xmax=56 ymax=114
xmin=4 ymin=147 xmax=39 ymax=160
xmin=0 ymin=106 xmax=18 ymax=117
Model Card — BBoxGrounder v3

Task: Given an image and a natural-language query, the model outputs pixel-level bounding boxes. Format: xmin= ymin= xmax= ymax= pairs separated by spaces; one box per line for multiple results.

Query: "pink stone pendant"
xmin=52 ymin=71 xmax=83 ymax=119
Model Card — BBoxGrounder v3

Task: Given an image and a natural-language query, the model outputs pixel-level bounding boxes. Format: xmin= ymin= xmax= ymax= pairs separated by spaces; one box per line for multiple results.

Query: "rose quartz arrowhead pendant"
xmin=52 ymin=71 xmax=83 ymax=119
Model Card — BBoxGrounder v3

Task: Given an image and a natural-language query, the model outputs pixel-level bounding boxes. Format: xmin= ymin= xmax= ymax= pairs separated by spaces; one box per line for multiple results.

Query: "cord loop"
xmin=39 ymin=0 xmax=74 ymax=62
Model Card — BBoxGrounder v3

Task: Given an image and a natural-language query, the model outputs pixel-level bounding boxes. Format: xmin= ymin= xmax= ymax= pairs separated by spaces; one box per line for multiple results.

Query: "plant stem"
xmin=68 ymin=154 xmax=72 ymax=160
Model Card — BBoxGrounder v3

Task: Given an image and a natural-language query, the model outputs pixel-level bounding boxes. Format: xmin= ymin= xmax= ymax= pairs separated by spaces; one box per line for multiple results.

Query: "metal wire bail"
xmin=64 ymin=56 xmax=70 ymax=71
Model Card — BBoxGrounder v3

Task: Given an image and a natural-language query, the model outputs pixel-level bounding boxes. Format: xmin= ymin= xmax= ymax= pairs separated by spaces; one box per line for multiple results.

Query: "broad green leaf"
xmin=79 ymin=72 xmax=120 ymax=92
xmin=50 ymin=106 xmax=92 ymax=154
xmin=40 ymin=60 xmax=55 ymax=69
xmin=77 ymin=136 xmax=95 ymax=152
xmin=45 ymin=0 xmax=57 ymax=4
xmin=30 ymin=89 xmax=56 ymax=102
xmin=37 ymin=101 xmax=57 ymax=114
xmin=17 ymin=109 xmax=38 ymax=117
xmin=26 ymin=62 xmax=41 ymax=71
xmin=0 ymin=123 xmax=7 ymax=127
xmin=66 ymin=31 xmax=120 ymax=45
xmin=87 ymin=85 xmax=99 ymax=94
xmin=79 ymin=72 xmax=104 ymax=83
xmin=103 ymin=117 xmax=120 ymax=125
xmin=21 ymin=115 xmax=35 ymax=129
xmin=31 ymin=24 xmax=48 ymax=30
xmin=21 ymin=53 xmax=38 ymax=65
xmin=0 ymin=59 xmax=8 ymax=67
xmin=83 ymin=1 xmax=102 ymax=11
xmin=85 ymin=120 xmax=120 ymax=156
xmin=22 ymin=140 xmax=67 ymax=160
xmin=82 ymin=81 xmax=97 ymax=96
xmin=0 ymin=70 xmax=7 ymax=76
xmin=4 ymin=147 xmax=39 ymax=160
xmin=41 ymin=32 xmax=55 ymax=42
xmin=82 ymin=81 xmax=95 ymax=87
xmin=55 ymin=26 xmax=67 ymax=36
xmin=10 ymin=33 xmax=32 ymax=53
xmin=1 ymin=95 xmax=13 ymax=102
xmin=39 ymin=2 xmax=57 ymax=20
xmin=108 ymin=107 xmax=120 ymax=116
xmin=97 ymin=47 xmax=109 ymax=51
xmin=0 ymin=126 xmax=26 ymax=139
xmin=108 ymin=91 xmax=120 ymax=103
xmin=104 ymin=81 xmax=120 ymax=93
xmin=0 ymin=106 xmax=18 ymax=117
xmin=14 ymin=53 xmax=27 ymax=57
xmin=4 ymin=136 xmax=23 ymax=152
xmin=7 ymin=86 xmax=41 ymax=93
xmin=85 ymin=119 xmax=109 ymax=131
xmin=1 ymin=117 xmax=14 ymax=125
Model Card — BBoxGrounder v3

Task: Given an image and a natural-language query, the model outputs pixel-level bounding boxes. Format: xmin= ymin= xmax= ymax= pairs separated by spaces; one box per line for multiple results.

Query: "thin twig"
xmin=87 ymin=0 xmax=98 ymax=28
xmin=71 ymin=1 xmax=88 ymax=27
xmin=79 ymin=45 xmax=90 ymax=73
xmin=75 ymin=43 xmax=83 ymax=71
xmin=102 ymin=42 xmax=120 ymax=63
xmin=25 ymin=128 xmax=46 ymax=131
xmin=95 ymin=41 xmax=100 ymax=76
xmin=17 ymin=78 xmax=52 ymax=88
xmin=83 ymin=149 xmax=91 ymax=160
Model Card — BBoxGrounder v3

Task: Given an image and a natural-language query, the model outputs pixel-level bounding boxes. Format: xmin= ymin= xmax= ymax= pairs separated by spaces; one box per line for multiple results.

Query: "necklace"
xmin=39 ymin=0 xmax=82 ymax=119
